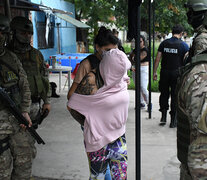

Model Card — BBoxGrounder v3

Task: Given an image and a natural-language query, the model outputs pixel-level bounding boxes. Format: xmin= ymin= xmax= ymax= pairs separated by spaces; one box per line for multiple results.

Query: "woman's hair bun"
xmin=94 ymin=26 xmax=119 ymax=47
xmin=98 ymin=26 xmax=108 ymax=34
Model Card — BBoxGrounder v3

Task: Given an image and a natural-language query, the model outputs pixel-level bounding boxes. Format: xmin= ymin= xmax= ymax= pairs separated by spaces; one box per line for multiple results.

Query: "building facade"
xmin=31 ymin=0 xmax=77 ymax=62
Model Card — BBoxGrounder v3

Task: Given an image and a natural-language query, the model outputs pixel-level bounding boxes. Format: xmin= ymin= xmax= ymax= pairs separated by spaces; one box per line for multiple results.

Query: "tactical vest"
xmin=161 ymin=39 xmax=183 ymax=70
xmin=15 ymin=48 xmax=49 ymax=100
xmin=177 ymin=52 xmax=207 ymax=165
xmin=0 ymin=49 xmax=21 ymax=110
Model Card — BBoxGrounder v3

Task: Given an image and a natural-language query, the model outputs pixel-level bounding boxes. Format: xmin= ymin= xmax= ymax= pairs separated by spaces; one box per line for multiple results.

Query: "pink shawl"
xmin=68 ymin=48 xmax=131 ymax=152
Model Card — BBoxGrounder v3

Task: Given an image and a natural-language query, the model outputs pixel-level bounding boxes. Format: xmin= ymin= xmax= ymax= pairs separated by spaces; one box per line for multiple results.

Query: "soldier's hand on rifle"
xmin=42 ymin=103 xmax=51 ymax=114
xmin=21 ymin=112 xmax=32 ymax=129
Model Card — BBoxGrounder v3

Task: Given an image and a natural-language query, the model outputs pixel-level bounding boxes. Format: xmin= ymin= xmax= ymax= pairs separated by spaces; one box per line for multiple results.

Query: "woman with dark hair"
xmin=67 ymin=26 xmax=119 ymax=180
xmin=67 ymin=26 xmax=119 ymax=100
xmin=68 ymin=49 xmax=130 ymax=179
xmin=130 ymin=35 xmax=150 ymax=110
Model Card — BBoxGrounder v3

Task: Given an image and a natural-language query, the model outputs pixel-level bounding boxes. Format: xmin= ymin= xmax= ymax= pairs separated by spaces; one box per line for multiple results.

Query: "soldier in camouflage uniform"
xmin=0 ymin=14 xmax=36 ymax=180
xmin=8 ymin=16 xmax=51 ymax=129
xmin=177 ymin=0 xmax=207 ymax=179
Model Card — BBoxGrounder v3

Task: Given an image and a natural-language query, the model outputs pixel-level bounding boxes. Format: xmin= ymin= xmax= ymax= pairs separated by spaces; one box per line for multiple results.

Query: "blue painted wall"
xmin=31 ymin=0 xmax=77 ymax=61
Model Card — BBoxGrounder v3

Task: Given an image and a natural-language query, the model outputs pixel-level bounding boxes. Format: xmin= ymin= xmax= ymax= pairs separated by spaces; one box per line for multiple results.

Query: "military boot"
xmin=50 ymin=82 xmax=60 ymax=98
xmin=51 ymin=88 xmax=60 ymax=98
xmin=159 ymin=110 xmax=167 ymax=126
xmin=169 ymin=113 xmax=177 ymax=128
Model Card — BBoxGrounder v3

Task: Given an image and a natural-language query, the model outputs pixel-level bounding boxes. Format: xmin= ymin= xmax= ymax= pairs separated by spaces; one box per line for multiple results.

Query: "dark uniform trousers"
xmin=159 ymin=69 xmax=179 ymax=115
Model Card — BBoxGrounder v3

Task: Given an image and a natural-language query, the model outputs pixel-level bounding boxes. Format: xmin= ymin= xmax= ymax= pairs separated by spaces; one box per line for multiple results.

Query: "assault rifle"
xmin=0 ymin=87 xmax=45 ymax=145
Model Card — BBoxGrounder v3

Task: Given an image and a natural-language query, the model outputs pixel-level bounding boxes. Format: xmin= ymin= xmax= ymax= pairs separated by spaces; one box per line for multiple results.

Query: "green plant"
xmin=89 ymin=45 xmax=94 ymax=53
xmin=123 ymin=43 xmax=132 ymax=54
xmin=151 ymin=63 xmax=160 ymax=92
xmin=127 ymin=70 xmax=135 ymax=89
xmin=150 ymin=41 xmax=160 ymax=92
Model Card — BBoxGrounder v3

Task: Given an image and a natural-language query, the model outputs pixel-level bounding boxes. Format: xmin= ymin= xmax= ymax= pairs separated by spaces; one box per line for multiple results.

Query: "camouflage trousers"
xmin=188 ymin=136 xmax=207 ymax=180
xmin=0 ymin=109 xmax=36 ymax=180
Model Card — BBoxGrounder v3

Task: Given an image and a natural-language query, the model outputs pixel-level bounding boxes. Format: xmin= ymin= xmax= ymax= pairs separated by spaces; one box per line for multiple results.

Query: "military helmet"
xmin=10 ymin=16 xmax=33 ymax=34
xmin=185 ymin=0 xmax=207 ymax=12
xmin=0 ymin=14 xmax=10 ymax=33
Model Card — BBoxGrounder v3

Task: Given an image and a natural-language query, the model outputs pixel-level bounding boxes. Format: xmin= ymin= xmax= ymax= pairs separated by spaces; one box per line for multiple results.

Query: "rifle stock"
xmin=0 ymin=87 xmax=45 ymax=144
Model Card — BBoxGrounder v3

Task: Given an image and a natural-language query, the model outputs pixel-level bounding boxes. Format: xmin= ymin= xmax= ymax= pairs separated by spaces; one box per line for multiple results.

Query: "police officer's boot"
xmin=159 ymin=110 xmax=167 ymax=126
xmin=169 ymin=113 xmax=177 ymax=128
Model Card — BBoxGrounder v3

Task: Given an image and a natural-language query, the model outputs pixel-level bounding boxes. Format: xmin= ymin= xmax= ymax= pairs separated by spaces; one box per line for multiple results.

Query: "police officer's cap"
xmin=0 ymin=14 xmax=10 ymax=33
xmin=184 ymin=0 xmax=207 ymax=12
xmin=10 ymin=16 xmax=33 ymax=34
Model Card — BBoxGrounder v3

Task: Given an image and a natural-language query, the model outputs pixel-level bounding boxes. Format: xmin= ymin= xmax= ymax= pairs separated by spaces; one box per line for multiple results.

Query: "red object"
xmin=46 ymin=64 xmax=49 ymax=68
xmin=49 ymin=56 xmax=52 ymax=59
xmin=71 ymin=63 xmax=80 ymax=79
xmin=69 ymin=56 xmax=71 ymax=59
xmin=76 ymin=56 xmax=78 ymax=59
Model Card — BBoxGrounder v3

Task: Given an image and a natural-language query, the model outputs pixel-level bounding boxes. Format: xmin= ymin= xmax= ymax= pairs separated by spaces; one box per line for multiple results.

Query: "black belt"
xmin=0 ymin=136 xmax=9 ymax=155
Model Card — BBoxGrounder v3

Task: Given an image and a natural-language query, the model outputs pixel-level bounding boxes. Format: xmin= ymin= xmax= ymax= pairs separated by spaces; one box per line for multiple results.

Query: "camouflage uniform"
xmin=191 ymin=25 xmax=207 ymax=56
xmin=177 ymin=1 xmax=207 ymax=179
xmin=177 ymin=25 xmax=207 ymax=179
xmin=8 ymin=16 xmax=51 ymax=128
xmin=9 ymin=46 xmax=51 ymax=123
xmin=0 ymin=48 xmax=36 ymax=180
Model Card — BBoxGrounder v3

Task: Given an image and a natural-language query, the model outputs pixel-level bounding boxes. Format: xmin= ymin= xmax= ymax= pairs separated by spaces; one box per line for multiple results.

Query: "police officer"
xmin=153 ymin=25 xmax=189 ymax=128
xmin=177 ymin=1 xmax=207 ymax=179
xmin=8 ymin=16 xmax=51 ymax=129
xmin=0 ymin=14 xmax=36 ymax=179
